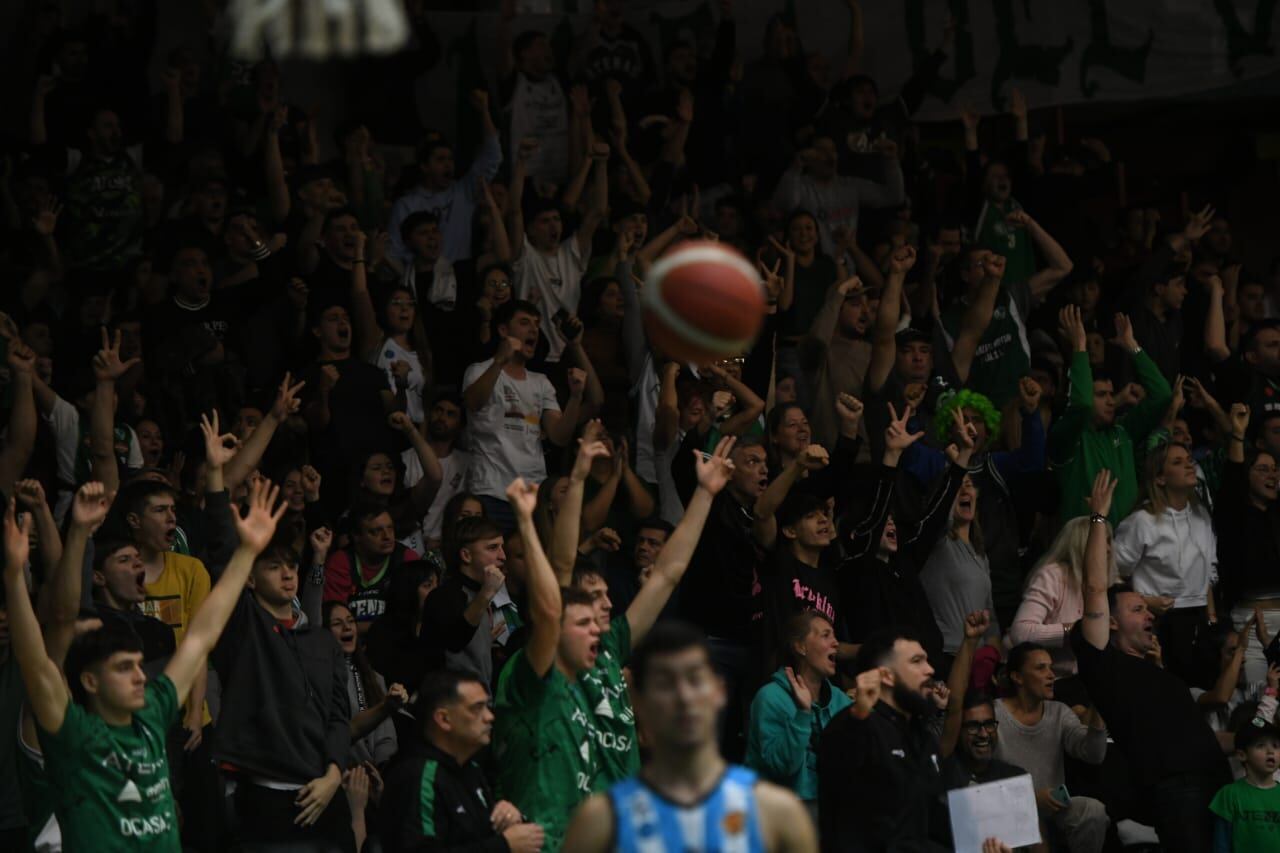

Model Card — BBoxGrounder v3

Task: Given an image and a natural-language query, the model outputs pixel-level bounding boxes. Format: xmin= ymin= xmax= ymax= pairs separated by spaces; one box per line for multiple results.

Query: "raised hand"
xmin=301 ymin=465 xmax=322 ymax=502
xmin=14 ymin=479 xmax=47 ymax=510
xmin=1086 ymin=468 xmax=1117 ymax=517
xmin=231 ymin=478 xmax=287 ymax=554
xmin=70 ymin=481 xmax=111 ymax=530
xmin=200 ymin=411 xmax=240 ymax=469
xmin=944 ymin=406 xmax=978 ymax=465
xmin=888 ymin=245 xmax=917 ymax=276
xmin=1005 ymin=209 xmax=1031 ymax=228
xmin=1058 ymin=305 xmax=1087 ymax=353
xmin=963 ymin=609 xmax=991 ymax=640
xmin=695 ymin=435 xmax=737 ymax=495
xmin=1008 ymin=87 xmax=1027 ymax=119
xmin=32 ymin=196 xmax=61 ymax=236
xmin=495 ymin=336 xmax=522 ymax=366
xmin=959 ymin=104 xmax=980 ymax=132
xmin=586 ymin=527 xmax=622 ymax=553
xmin=1229 ymin=403 xmax=1250 ymax=438
xmin=567 ymin=367 xmax=587 ymax=398
xmin=884 ymin=403 xmax=926 ymax=452
xmin=571 ymin=434 xmax=611 ymax=482
xmin=1018 ymin=376 xmax=1042 ymax=413
xmin=1111 ymin=312 xmax=1139 ymax=352
xmin=1183 ymin=203 xmax=1215 ymax=242
xmin=309 ymin=526 xmax=333 ymax=563
xmin=3 ymin=499 xmax=32 ymax=578
xmin=852 ymin=668 xmax=881 ymax=715
xmin=93 ymin=326 xmax=141 ymax=382
xmin=797 ymin=444 xmax=830 ymax=472
xmin=387 ymin=411 xmax=415 ymax=435
xmin=271 ymin=372 xmax=305 ymax=420
xmin=469 ymin=88 xmax=490 ymax=113
xmin=505 ymin=478 xmax=538 ymax=519
xmin=981 ymin=252 xmax=1007 ymax=281
xmin=784 ymin=666 xmax=813 ymax=711
xmin=835 ymin=392 xmax=864 ymax=428
xmin=481 ymin=564 xmax=505 ymax=598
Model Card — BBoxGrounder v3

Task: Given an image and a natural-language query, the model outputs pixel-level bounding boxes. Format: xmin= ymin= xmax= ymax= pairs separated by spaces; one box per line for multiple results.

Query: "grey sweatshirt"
xmin=993 ymin=699 xmax=1107 ymax=790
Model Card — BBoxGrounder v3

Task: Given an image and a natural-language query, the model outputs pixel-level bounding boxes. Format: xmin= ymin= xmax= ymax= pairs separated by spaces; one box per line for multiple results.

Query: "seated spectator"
xmin=995 ymin=643 xmax=1109 ymax=853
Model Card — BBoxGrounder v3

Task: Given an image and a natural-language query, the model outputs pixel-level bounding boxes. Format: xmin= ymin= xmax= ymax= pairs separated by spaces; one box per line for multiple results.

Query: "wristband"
xmin=1089 ymin=513 xmax=1107 ymax=525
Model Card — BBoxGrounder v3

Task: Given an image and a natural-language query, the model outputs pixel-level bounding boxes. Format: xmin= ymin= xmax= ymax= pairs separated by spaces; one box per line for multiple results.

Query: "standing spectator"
xmin=747 ymin=610 xmax=852 ymax=814
xmin=1209 ymin=721 xmax=1280 ymax=852
xmin=1074 ymin=469 xmax=1229 ymax=853
xmin=323 ymin=504 xmax=419 ymax=631
xmin=404 ymin=392 xmax=472 ymax=552
xmin=387 ymin=92 xmax=502 ymax=265
xmin=322 ymin=601 xmax=403 ymax=768
xmin=498 ymin=19 xmax=569 ymax=187
xmin=1114 ymin=441 xmax=1218 ymax=680
xmin=1050 ymin=307 xmax=1172 ymax=525
xmin=420 ymin=515 xmax=506 ymax=687
xmin=462 ymin=300 xmax=598 ymax=528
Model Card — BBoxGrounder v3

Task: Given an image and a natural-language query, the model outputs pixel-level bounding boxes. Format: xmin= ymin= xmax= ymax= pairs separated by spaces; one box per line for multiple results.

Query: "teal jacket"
xmin=746 ymin=667 xmax=852 ymax=801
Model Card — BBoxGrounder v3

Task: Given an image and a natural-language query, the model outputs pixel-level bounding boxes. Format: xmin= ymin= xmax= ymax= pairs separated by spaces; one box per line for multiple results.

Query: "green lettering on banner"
xmin=990 ymin=0 xmax=1074 ymax=111
xmin=1079 ymin=0 xmax=1154 ymax=97
xmin=1213 ymin=0 xmax=1278 ymax=75
xmin=906 ymin=0 xmax=976 ymax=103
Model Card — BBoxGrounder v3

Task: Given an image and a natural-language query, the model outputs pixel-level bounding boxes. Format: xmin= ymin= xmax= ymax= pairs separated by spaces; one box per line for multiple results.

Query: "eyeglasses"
xmin=489 ymin=279 xmax=512 ymax=290
xmin=962 ymin=720 xmax=999 ymax=734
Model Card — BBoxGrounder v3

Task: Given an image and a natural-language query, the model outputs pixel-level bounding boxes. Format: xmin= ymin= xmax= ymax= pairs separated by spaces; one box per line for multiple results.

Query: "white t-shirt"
xmin=506 ymin=72 xmax=569 ymax=185
xmin=632 ymin=354 xmax=660 ymax=483
xmin=461 ymin=359 xmax=560 ymax=499
xmin=514 ymin=235 xmax=587 ymax=363
xmin=375 ymin=337 xmax=427 ymax=423
xmin=402 ymin=446 xmax=472 ymax=543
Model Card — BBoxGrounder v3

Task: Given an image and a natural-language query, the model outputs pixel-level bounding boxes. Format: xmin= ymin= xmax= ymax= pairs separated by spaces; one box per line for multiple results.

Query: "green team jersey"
xmin=1209 ymin=777 xmax=1280 ymax=852
xmin=974 ymin=198 xmax=1036 ymax=286
xmin=494 ymin=650 xmax=598 ymax=851
xmin=37 ymin=675 xmax=181 ymax=851
xmin=942 ymin=279 xmax=1033 ymax=409
xmin=578 ymin=614 xmax=637 ymax=785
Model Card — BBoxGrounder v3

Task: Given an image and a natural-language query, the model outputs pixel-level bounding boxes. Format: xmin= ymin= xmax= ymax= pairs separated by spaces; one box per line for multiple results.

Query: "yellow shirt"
xmin=141 ymin=551 xmax=211 ymax=646
xmin=142 ymin=552 xmax=213 ymax=725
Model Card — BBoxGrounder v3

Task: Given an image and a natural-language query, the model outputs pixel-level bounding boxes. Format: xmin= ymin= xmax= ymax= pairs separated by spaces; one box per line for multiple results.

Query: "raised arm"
xmin=15 ymin=481 xmax=61 ymax=596
xmin=0 ymin=340 xmax=37 ymax=496
xmin=43 ymin=483 xmax=110 ymax=669
xmin=543 ymin=363 xmax=589 ymax=448
xmin=1204 ymin=273 xmax=1231 ymax=363
xmin=164 ymin=478 xmax=285 ymax=704
xmin=4 ymin=500 xmax=71 ymax=733
xmin=389 ymin=412 xmax=443 ymax=517
xmin=505 ymin=138 xmax=536 ymax=263
xmin=574 ymin=143 xmax=610 ymax=255
xmin=1082 ymin=470 xmax=1117 ymax=651
xmin=90 ymin=328 xmax=141 ymax=496
xmin=462 ymin=337 xmax=519 ymax=413
xmin=628 ymin=437 xmax=735 ymax=644
xmin=479 ymin=178 xmax=512 ymax=264
xmin=950 ymin=252 xmax=1004 ymax=384
xmin=843 ymin=0 xmax=865 ymax=77
xmin=940 ymin=610 xmax=991 ymax=758
xmin=349 ymin=231 xmax=384 ymax=361
xmin=754 ymin=445 xmax=830 ymax=550
xmin=553 ymin=435 xmax=611 ymax=584
xmin=1009 ymin=211 xmax=1073 ymax=302
xmin=705 ymin=363 xmax=765 ymax=437
xmin=866 ymin=246 xmax=916 ymax=394
xmin=508 ymin=478 xmax=561 ymax=677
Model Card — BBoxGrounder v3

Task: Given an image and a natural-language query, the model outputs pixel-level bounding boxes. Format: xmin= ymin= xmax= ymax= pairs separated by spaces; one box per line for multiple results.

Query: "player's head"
xmin=629 ymin=622 xmax=724 ymax=751
xmin=65 ymin=621 xmax=147 ymax=715
xmin=418 ymin=669 xmax=494 ymax=759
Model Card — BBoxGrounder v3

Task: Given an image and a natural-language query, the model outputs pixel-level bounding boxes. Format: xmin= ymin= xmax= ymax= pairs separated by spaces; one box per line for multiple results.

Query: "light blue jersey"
xmin=608 ymin=765 xmax=766 ymax=853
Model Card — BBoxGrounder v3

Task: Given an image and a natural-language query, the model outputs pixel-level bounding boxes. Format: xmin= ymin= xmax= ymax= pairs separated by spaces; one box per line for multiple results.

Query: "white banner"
xmin=406 ymin=0 xmax=1280 ymax=138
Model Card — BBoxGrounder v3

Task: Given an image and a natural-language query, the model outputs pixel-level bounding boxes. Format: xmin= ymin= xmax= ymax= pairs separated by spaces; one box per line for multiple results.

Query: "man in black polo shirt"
xmin=817 ymin=626 xmax=947 ymax=853
xmin=1075 ymin=469 xmax=1228 ymax=853
xmin=379 ymin=670 xmax=542 ymax=853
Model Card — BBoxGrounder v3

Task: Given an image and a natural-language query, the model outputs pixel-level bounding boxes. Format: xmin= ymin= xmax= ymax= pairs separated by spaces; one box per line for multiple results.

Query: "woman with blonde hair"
xmin=1009 ymin=516 xmax=1118 ymax=702
xmin=1114 ymin=440 xmax=1218 ymax=680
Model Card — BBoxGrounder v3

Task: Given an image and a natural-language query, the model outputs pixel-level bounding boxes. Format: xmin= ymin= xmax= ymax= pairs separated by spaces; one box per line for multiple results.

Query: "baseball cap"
xmin=1235 ymin=718 xmax=1280 ymax=752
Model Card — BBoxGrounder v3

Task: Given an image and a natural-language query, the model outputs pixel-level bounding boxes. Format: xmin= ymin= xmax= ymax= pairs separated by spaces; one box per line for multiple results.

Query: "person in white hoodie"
xmin=1114 ymin=441 xmax=1217 ymax=681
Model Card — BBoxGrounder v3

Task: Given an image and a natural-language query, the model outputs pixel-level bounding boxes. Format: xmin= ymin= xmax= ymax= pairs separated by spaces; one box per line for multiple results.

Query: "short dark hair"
xmin=571 ymin=563 xmax=606 ymax=589
xmin=451 ymin=516 xmax=503 ymax=571
xmin=1242 ymin=318 xmax=1280 ymax=355
xmin=322 ymin=206 xmax=359 ymax=231
xmin=253 ymin=533 xmax=300 ymax=572
xmin=778 ymin=492 xmax=828 ymax=532
xmin=400 ymin=210 xmax=440 ymax=246
xmin=1006 ymin=642 xmax=1050 ymax=680
xmin=852 ymin=626 xmax=922 ymax=675
xmin=120 ymin=480 xmax=177 ymax=522
xmin=511 ymin=30 xmax=547 ymax=60
xmin=65 ymin=622 xmax=144 ymax=705
xmin=560 ymin=585 xmax=597 ymax=612
xmin=416 ymin=669 xmax=487 ymax=728
xmin=636 ymin=518 xmax=675 ymax=538
xmin=1106 ymin=580 xmax=1137 ymax=616
xmin=349 ymin=502 xmax=393 ymax=531
xmin=630 ymin=621 xmax=711 ymax=692
xmin=493 ymin=298 xmax=541 ymax=331
xmin=962 ymin=689 xmax=995 ymax=713
xmin=92 ymin=538 xmax=136 ymax=574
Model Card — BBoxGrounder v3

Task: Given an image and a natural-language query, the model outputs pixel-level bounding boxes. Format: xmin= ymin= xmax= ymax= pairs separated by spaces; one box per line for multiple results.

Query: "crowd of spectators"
xmin=2 ymin=1 xmax=1280 ymax=851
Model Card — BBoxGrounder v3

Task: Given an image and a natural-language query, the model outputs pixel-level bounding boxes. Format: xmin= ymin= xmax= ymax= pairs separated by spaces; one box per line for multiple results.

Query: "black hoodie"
xmin=210 ymin=593 xmax=350 ymax=784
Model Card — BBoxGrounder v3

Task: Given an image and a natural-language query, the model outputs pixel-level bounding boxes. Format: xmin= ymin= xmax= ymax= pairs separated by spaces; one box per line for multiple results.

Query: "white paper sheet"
xmin=947 ymin=773 xmax=1042 ymax=853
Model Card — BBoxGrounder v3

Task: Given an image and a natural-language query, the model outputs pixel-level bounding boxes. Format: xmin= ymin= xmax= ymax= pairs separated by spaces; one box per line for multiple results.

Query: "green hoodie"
xmin=1049 ymin=350 xmax=1171 ymax=525
xmin=746 ymin=667 xmax=852 ymax=802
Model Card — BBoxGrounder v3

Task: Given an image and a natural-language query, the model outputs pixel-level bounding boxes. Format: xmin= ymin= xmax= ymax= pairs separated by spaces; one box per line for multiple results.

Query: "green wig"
xmin=932 ymin=389 xmax=1001 ymax=447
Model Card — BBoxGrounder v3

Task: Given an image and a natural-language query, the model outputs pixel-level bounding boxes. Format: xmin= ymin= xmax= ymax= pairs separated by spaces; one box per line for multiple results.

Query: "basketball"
xmin=642 ymin=241 xmax=767 ymax=365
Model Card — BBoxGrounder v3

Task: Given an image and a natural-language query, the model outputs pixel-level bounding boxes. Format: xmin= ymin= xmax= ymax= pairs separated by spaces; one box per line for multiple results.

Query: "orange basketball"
xmin=642 ymin=241 xmax=766 ymax=364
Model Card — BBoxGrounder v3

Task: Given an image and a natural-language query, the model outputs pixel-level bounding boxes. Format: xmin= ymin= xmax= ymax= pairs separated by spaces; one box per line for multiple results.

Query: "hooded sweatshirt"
xmin=746 ymin=667 xmax=852 ymax=801
xmin=211 ymin=594 xmax=351 ymax=784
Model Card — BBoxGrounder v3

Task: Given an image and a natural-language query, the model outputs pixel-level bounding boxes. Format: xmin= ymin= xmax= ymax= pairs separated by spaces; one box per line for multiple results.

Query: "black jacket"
xmin=818 ymin=702 xmax=947 ymax=853
xmin=379 ymin=740 xmax=508 ymax=853
xmin=210 ymin=594 xmax=350 ymax=784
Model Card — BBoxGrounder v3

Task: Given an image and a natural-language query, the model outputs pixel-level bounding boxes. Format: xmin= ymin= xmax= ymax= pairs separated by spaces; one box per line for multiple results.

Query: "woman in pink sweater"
xmin=1010 ymin=517 xmax=1118 ymax=704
